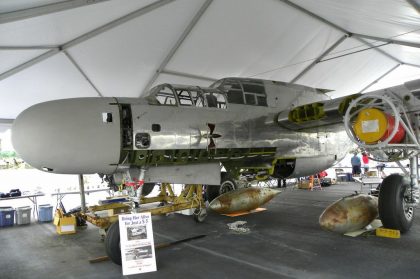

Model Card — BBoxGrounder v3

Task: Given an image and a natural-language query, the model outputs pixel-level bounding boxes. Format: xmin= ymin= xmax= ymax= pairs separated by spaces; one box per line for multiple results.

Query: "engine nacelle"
xmin=273 ymin=155 xmax=336 ymax=178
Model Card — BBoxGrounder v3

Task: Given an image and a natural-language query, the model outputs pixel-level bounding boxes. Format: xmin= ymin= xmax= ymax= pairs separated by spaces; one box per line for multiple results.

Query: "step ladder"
xmin=311 ymin=175 xmax=323 ymax=191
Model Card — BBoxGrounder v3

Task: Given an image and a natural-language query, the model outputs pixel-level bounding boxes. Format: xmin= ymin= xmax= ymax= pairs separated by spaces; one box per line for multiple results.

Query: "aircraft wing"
xmin=277 ymin=94 xmax=360 ymax=130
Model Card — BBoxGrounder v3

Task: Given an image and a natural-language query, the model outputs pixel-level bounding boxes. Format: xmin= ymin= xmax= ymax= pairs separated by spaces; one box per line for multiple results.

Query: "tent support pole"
xmin=140 ymin=0 xmax=214 ymax=96
xmin=64 ymin=51 xmax=104 ymax=97
xmin=359 ymin=64 xmax=401 ymax=93
xmin=0 ymin=0 xmax=174 ymax=82
xmin=78 ymin=174 xmax=86 ymax=213
xmin=278 ymin=0 xmax=403 ymax=64
xmin=0 ymin=0 xmax=110 ymax=24
xmin=290 ymin=34 xmax=349 ymax=84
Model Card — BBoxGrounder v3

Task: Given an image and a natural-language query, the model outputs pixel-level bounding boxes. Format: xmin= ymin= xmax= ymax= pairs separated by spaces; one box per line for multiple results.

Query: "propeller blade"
xmin=208 ymin=123 xmax=215 ymax=135
xmin=208 ymin=138 xmax=215 ymax=149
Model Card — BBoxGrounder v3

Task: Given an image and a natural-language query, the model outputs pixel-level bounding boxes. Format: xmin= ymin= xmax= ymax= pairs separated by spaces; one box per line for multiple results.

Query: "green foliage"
xmin=0 ymin=151 xmax=17 ymax=158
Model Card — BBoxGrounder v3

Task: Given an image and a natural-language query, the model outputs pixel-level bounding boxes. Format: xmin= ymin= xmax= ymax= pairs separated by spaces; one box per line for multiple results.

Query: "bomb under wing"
xmin=319 ymin=194 xmax=378 ymax=234
xmin=209 ymin=187 xmax=280 ymax=214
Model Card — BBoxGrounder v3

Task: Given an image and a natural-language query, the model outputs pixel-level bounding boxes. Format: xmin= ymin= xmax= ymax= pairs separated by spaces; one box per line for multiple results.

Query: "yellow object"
xmin=107 ymin=205 xmax=130 ymax=216
xmin=353 ymin=108 xmax=388 ymax=144
xmin=298 ymin=180 xmax=312 ymax=189
xmin=78 ymin=183 xmax=207 ymax=230
xmin=376 ymin=227 xmax=400 ymax=238
xmin=366 ymin=170 xmax=378 ymax=177
xmin=54 ymin=210 xmax=76 ymax=235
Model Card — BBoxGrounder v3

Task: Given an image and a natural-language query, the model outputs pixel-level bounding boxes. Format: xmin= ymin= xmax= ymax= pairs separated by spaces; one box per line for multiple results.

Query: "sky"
xmin=0 ymin=128 xmax=14 ymax=151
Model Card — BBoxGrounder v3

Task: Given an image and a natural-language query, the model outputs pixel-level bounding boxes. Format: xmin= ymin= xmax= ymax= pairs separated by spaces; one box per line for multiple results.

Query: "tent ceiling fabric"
xmin=166 ymin=0 xmax=346 ymax=83
xmin=0 ymin=1 xmax=154 ymax=45
xmin=0 ymin=53 xmax=99 ymax=118
xmin=67 ymin=0 xmax=206 ymax=97
xmin=0 ymin=49 xmax=46 ymax=73
xmin=297 ymin=37 xmax=398 ymax=97
xmin=290 ymin=0 xmax=420 ymax=40
xmin=1 ymin=0 xmax=420 ymax=119
xmin=0 ymin=1 xmax=67 ymax=13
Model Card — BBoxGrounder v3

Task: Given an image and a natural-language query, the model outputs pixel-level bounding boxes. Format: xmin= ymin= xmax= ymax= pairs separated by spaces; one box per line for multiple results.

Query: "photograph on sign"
xmin=125 ymin=245 xmax=153 ymax=261
xmin=127 ymin=225 xmax=147 ymax=240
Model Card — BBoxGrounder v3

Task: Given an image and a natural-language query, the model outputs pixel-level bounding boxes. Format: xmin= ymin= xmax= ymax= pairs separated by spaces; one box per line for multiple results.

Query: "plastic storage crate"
xmin=15 ymin=206 xmax=32 ymax=225
xmin=0 ymin=207 xmax=15 ymax=227
xmin=38 ymin=204 xmax=53 ymax=222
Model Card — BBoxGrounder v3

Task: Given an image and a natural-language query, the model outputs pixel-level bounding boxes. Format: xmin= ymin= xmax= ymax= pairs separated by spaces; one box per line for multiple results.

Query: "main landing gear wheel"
xmin=194 ymin=207 xmax=207 ymax=223
xmin=378 ymin=174 xmax=415 ymax=233
xmin=205 ymin=173 xmax=237 ymax=202
xmin=105 ymin=221 xmax=121 ymax=265
xmin=220 ymin=176 xmax=236 ymax=194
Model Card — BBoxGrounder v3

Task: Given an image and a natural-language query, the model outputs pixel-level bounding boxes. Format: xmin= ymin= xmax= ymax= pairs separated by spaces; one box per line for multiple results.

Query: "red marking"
xmin=124 ymin=179 xmax=144 ymax=190
xmin=382 ymin=114 xmax=405 ymax=143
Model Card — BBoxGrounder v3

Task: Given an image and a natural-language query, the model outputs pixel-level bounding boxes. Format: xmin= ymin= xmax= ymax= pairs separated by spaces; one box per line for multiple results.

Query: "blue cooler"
xmin=38 ymin=204 xmax=53 ymax=222
xmin=0 ymin=207 xmax=15 ymax=227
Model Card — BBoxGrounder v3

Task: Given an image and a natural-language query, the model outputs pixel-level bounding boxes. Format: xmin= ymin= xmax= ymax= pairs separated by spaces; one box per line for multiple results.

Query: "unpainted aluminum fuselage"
xmin=12 ymin=78 xmax=353 ymax=179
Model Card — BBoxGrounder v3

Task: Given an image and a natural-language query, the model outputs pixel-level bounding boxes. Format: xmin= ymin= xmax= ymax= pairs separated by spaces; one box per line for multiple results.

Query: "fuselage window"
xmin=257 ymin=95 xmax=267 ymax=106
xmin=242 ymin=83 xmax=265 ymax=94
xmin=222 ymin=82 xmax=244 ymax=105
xmin=245 ymin=93 xmax=256 ymax=105
xmin=242 ymin=82 xmax=267 ymax=107
xmin=148 ymin=84 xmax=227 ymax=109
xmin=177 ymin=90 xmax=193 ymax=106
xmin=154 ymin=86 xmax=177 ymax=106
xmin=190 ymin=90 xmax=204 ymax=107
xmin=215 ymin=93 xmax=227 ymax=109
xmin=212 ymin=79 xmax=267 ymax=107
xmin=203 ymin=92 xmax=227 ymax=109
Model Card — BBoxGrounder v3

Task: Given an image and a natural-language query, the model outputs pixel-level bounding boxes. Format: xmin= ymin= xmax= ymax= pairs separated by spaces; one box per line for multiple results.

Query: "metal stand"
xmin=136 ymin=168 xmax=146 ymax=204
xmin=408 ymin=155 xmax=419 ymax=206
xmin=78 ymin=183 xmax=207 ymax=230
xmin=78 ymin=174 xmax=86 ymax=213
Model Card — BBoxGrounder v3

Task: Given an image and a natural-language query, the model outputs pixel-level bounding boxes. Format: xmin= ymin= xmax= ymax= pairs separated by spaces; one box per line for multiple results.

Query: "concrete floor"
xmin=1 ymin=182 xmax=420 ymax=279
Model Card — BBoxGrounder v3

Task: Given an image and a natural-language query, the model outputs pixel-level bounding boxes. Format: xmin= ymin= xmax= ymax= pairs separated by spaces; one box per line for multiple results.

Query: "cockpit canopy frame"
xmin=146 ymin=84 xmax=227 ymax=109
xmin=211 ymin=78 xmax=268 ymax=107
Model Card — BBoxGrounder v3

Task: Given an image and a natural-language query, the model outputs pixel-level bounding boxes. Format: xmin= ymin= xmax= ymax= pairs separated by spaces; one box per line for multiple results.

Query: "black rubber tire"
xmin=141 ymin=183 xmax=155 ymax=196
xmin=105 ymin=221 xmax=121 ymax=265
xmin=220 ymin=176 xmax=237 ymax=194
xmin=205 ymin=173 xmax=236 ymax=202
xmin=378 ymin=174 xmax=414 ymax=233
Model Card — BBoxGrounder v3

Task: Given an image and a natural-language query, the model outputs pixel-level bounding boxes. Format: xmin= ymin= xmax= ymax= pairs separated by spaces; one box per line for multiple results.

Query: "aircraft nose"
xmin=12 ymin=98 xmax=122 ymax=174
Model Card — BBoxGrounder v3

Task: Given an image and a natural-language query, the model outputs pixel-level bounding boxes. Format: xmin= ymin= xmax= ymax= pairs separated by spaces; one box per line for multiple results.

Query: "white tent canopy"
xmin=1 ymin=0 xmax=420 ymax=120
